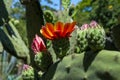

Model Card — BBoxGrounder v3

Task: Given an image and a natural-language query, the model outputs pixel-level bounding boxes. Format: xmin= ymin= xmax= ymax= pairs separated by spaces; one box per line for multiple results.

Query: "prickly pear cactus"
xmin=87 ymin=28 xmax=106 ymax=51
xmin=56 ymin=0 xmax=71 ymax=23
xmin=0 ymin=0 xmax=30 ymax=63
xmin=44 ymin=10 xmax=55 ymax=23
xmin=53 ymin=2 xmax=77 ymax=56
xmin=42 ymin=50 xmax=120 ymax=80
xmin=75 ymin=30 xmax=88 ymax=53
xmin=62 ymin=0 xmax=71 ymax=9
xmin=69 ymin=5 xmax=75 ymax=16
xmin=87 ymin=21 xmax=106 ymax=51
xmin=19 ymin=0 xmax=120 ymax=80
xmin=2 ymin=20 xmax=30 ymax=62
xmin=75 ymin=24 xmax=89 ymax=53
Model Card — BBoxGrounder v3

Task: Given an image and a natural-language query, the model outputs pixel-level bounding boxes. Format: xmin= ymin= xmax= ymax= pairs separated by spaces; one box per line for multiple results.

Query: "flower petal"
xmin=36 ymin=35 xmax=46 ymax=50
xmin=68 ymin=22 xmax=76 ymax=33
xmin=56 ymin=22 xmax=64 ymax=34
xmin=39 ymin=41 xmax=46 ymax=51
xmin=62 ymin=23 xmax=71 ymax=37
xmin=65 ymin=22 xmax=76 ymax=37
xmin=40 ymin=21 xmax=76 ymax=39
xmin=40 ymin=26 xmax=53 ymax=40
xmin=46 ymin=23 xmax=55 ymax=37
xmin=54 ymin=22 xmax=64 ymax=38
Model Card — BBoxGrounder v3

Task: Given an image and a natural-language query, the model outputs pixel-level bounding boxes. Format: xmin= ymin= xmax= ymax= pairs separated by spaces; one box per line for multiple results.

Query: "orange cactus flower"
xmin=40 ymin=22 xmax=76 ymax=40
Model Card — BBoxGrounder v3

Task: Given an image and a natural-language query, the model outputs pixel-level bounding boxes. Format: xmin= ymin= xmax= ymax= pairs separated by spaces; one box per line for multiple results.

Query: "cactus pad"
xmin=62 ymin=0 xmax=71 ymax=9
xmin=44 ymin=10 xmax=54 ymax=23
xmin=43 ymin=50 xmax=120 ymax=80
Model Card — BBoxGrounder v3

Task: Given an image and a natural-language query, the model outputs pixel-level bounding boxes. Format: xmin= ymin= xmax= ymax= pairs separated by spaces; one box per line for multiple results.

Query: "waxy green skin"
xmin=87 ymin=27 xmax=106 ymax=51
xmin=44 ymin=10 xmax=55 ymax=23
xmin=22 ymin=66 xmax=34 ymax=80
xmin=42 ymin=50 xmax=120 ymax=80
xmin=76 ymin=30 xmax=88 ymax=53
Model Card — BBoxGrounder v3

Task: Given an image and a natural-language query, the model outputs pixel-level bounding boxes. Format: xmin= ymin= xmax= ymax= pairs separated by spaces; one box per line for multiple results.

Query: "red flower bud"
xmin=31 ymin=34 xmax=46 ymax=54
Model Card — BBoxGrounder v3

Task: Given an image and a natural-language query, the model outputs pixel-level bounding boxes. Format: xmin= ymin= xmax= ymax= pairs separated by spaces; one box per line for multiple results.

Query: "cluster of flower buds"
xmin=80 ymin=21 xmax=101 ymax=30
xmin=76 ymin=20 xmax=105 ymax=52
xmin=80 ymin=21 xmax=105 ymax=51
xmin=22 ymin=64 xmax=34 ymax=80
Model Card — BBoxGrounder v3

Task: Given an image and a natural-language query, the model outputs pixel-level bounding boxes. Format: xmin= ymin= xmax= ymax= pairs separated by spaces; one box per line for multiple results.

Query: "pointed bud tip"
xmin=31 ymin=34 xmax=46 ymax=54
xmin=80 ymin=24 xmax=89 ymax=30
xmin=90 ymin=20 xmax=98 ymax=28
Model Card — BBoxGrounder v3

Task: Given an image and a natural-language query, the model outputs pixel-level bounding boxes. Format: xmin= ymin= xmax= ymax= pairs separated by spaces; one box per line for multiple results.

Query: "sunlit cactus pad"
xmin=42 ymin=50 xmax=120 ymax=80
